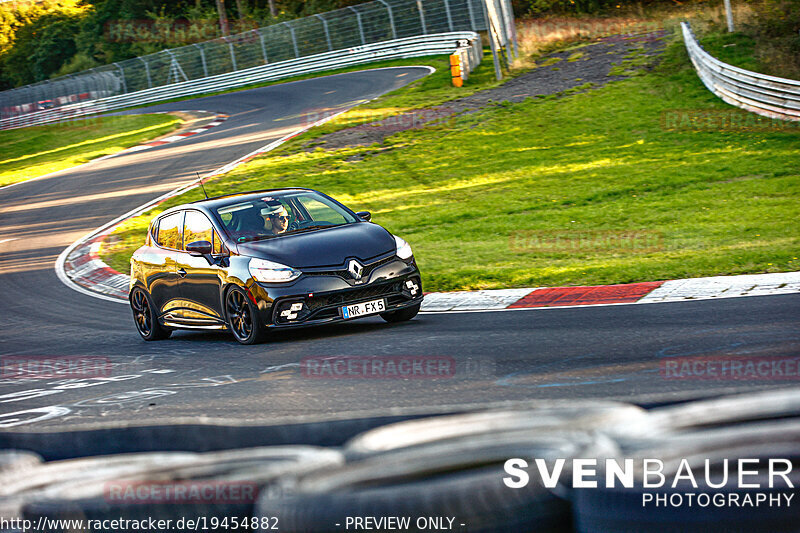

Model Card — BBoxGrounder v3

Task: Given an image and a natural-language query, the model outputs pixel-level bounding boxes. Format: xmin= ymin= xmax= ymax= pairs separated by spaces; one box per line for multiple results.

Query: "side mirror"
xmin=356 ymin=211 xmax=372 ymax=222
xmin=186 ymin=240 xmax=212 ymax=256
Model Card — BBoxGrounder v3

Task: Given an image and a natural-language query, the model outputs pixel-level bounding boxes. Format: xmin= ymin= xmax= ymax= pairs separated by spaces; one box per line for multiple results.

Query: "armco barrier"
xmin=0 ymin=32 xmax=480 ymax=130
xmin=1 ymin=0 xmax=515 ymax=127
xmin=681 ymin=21 xmax=800 ymax=121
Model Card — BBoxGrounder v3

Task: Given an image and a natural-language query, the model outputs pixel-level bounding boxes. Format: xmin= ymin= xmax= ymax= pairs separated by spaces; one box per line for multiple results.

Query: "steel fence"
xmin=0 ymin=0 xmax=513 ymax=128
xmin=0 ymin=32 xmax=481 ymax=129
xmin=682 ymin=22 xmax=800 ymax=122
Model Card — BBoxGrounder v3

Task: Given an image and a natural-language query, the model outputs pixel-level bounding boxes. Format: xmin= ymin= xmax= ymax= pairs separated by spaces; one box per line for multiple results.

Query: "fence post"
xmin=228 ymin=39 xmax=238 ymax=71
xmin=283 ymin=22 xmax=300 ymax=58
xmin=500 ymin=0 xmax=516 ymax=59
xmin=466 ymin=0 xmax=477 ymax=30
xmin=724 ymin=0 xmax=734 ymax=32
xmin=315 ymin=14 xmax=333 ymax=51
xmin=139 ymin=57 xmax=153 ymax=88
xmin=444 ymin=0 xmax=454 ymax=32
xmin=376 ymin=0 xmax=396 ymax=40
xmin=416 ymin=0 xmax=427 ymax=34
xmin=257 ymin=29 xmax=269 ymax=63
xmin=481 ymin=0 xmax=502 ymax=80
xmin=193 ymin=43 xmax=209 ymax=77
xmin=348 ymin=6 xmax=366 ymax=45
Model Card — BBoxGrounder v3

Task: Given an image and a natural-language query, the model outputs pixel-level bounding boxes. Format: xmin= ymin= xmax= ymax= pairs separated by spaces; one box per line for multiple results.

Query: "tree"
xmin=216 ymin=0 xmax=230 ymax=35
xmin=1 ymin=12 xmax=81 ymax=87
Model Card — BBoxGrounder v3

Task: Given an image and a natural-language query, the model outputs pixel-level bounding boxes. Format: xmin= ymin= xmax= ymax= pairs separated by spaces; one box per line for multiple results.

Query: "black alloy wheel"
xmin=130 ymin=287 xmax=171 ymax=341
xmin=225 ymin=286 xmax=266 ymax=344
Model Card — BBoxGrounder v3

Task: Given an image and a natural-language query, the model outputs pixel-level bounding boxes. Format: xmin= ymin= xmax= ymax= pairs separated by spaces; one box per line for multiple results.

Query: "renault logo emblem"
xmin=347 ymin=259 xmax=364 ymax=280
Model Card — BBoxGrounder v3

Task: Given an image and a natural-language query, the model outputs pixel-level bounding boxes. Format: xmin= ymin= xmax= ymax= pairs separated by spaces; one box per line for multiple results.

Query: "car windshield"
xmin=214 ymin=191 xmax=359 ymax=242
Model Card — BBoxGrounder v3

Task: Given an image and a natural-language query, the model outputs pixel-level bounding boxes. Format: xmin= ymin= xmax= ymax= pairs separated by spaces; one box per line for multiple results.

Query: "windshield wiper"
xmin=290 ymin=223 xmax=345 ymax=234
xmin=235 ymin=234 xmax=274 ymax=243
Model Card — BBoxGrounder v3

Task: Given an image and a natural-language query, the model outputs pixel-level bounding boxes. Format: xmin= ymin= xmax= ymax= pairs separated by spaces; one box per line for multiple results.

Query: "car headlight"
xmin=249 ymin=258 xmax=301 ymax=283
xmin=394 ymin=235 xmax=413 ymax=260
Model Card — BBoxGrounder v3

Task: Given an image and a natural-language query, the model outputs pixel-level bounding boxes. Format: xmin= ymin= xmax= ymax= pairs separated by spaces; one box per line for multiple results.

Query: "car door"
xmin=147 ymin=211 xmax=184 ymax=320
xmin=175 ymin=210 xmax=226 ymax=326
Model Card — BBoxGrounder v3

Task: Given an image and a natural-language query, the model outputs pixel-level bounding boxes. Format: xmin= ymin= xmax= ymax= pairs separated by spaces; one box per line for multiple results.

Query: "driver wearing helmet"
xmin=262 ymin=200 xmax=290 ymax=235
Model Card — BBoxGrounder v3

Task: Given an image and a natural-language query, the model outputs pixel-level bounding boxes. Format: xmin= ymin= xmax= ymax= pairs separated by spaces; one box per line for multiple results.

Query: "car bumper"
xmin=248 ymin=259 xmax=423 ymax=328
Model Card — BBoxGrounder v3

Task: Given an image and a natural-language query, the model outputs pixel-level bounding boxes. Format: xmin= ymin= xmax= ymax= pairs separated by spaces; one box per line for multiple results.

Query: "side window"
xmin=156 ymin=212 xmax=183 ymax=250
xmin=184 ymin=211 xmax=222 ymax=254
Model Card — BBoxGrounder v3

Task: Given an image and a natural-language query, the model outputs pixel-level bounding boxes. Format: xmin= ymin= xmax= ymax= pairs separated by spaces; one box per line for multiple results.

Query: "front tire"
xmin=225 ymin=286 xmax=266 ymax=344
xmin=130 ymin=287 xmax=171 ymax=341
xmin=380 ymin=302 xmax=421 ymax=323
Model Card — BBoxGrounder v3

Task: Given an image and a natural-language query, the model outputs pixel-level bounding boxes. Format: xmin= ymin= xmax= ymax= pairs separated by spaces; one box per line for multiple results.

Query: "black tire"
xmin=0 ymin=450 xmax=42 ymax=475
xmin=257 ymin=465 xmax=570 ymax=533
xmin=19 ymin=448 xmax=343 ymax=533
xmin=254 ymin=432 xmax=611 ymax=533
xmin=345 ymin=401 xmax=649 ymax=459
xmin=129 ymin=287 xmax=171 ymax=341
xmin=380 ymin=302 xmax=421 ymax=323
xmin=225 ymin=286 xmax=266 ymax=345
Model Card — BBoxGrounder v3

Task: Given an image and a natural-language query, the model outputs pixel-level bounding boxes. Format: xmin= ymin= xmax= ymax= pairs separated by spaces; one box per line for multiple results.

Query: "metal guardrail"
xmin=1 ymin=0 xmax=513 ymax=127
xmin=681 ymin=22 xmax=800 ymax=122
xmin=0 ymin=32 xmax=481 ymax=130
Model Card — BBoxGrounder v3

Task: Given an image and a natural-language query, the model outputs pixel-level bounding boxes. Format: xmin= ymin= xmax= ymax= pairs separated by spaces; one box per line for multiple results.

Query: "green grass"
xmin=697 ymin=31 xmax=762 ymax=73
xmin=101 ymin=34 xmax=800 ymax=291
xmin=0 ymin=114 xmax=182 ymax=187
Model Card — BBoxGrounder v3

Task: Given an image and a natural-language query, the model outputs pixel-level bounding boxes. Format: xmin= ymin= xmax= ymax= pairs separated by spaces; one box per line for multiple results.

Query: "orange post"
xmin=450 ymin=54 xmax=463 ymax=87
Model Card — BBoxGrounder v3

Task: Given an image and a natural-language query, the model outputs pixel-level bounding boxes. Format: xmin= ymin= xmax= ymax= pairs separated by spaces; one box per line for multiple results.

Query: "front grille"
xmin=303 ymin=254 xmax=396 ymax=282
xmin=306 ymin=282 xmax=398 ymax=311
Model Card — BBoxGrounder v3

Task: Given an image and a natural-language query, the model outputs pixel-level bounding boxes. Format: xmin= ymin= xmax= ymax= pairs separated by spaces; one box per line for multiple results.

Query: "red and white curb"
xmin=126 ymin=111 xmax=228 ymax=152
xmin=420 ymin=273 xmax=800 ymax=312
xmin=62 ymin=232 xmax=800 ymax=311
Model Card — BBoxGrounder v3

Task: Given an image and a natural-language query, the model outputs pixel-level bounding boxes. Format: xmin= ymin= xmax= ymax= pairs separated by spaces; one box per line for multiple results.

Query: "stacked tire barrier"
xmin=2 ymin=389 xmax=800 ymax=531
xmin=682 ymin=21 xmax=800 ymax=122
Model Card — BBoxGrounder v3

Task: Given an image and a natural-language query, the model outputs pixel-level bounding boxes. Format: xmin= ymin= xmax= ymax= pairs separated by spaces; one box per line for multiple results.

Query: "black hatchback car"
xmin=129 ymin=188 xmax=423 ymax=344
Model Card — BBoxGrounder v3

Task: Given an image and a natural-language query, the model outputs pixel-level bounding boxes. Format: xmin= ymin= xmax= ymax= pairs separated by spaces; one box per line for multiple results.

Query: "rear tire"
xmin=225 ymin=286 xmax=266 ymax=344
xmin=130 ymin=287 xmax=171 ymax=341
xmin=380 ymin=302 xmax=420 ymax=323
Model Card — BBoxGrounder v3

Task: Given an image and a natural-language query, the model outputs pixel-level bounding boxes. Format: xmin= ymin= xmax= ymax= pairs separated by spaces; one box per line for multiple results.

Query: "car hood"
xmin=235 ymin=222 xmax=396 ymax=268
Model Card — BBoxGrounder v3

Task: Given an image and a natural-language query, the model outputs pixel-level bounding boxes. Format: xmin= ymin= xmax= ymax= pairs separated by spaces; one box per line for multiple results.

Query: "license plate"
xmin=341 ymin=298 xmax=386 ymax=319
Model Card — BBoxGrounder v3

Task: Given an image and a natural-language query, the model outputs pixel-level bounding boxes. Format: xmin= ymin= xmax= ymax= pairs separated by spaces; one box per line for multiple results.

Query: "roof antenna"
xmin=196 ymin=172 xmax=209 ymax=199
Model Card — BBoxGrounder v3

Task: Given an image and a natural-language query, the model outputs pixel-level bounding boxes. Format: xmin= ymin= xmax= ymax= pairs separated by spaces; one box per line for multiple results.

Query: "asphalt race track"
xmin=1 ymin=67 xmax=799 ymax=431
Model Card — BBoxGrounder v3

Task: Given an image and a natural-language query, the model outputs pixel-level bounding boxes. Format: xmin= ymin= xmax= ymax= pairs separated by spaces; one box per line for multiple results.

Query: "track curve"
xmin=1 ymin=67 xmax=798 ymax=431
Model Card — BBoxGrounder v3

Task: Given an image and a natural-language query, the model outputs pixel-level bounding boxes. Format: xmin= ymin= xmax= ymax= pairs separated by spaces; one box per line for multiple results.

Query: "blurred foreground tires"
xmin=8 ymin=447 xmax=342 ymax=532
xmin=2 ymin=389 xmax=800 ymax=532
xmin=256 ymin=431 xmax=617 ymax=533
